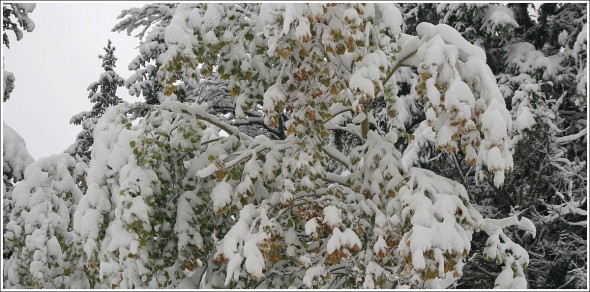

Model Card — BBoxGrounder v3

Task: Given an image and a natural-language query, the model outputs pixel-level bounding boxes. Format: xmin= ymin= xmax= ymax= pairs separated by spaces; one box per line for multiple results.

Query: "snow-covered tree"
xmin=399 ymin=3 xmax=587 ymax=289
xmin=3 ymin=154 xmax=85 ymax=288
xmin=2 ymin=123 xmax=34 ymax=193
xmin=2 ymin=3 xmax=36 ymax=101
xmin=68 ymin=39 xmax=125 ymax=162
xmin=495 ymin=4 xmax=586 ymax=289
xmin=113 ymin=4 xmax=288 ymax=139
xmin=112 ymin=3 xmax=181 ymax=105
xmin=67 ymin=3 xmax=535 ymax=289
xmin=10 ymin=2 xmax=587 ymax=289
xmin=2 ymin=3 xmax=35 ymax=48
xmin=2 ymin=122 xmax=34 ymax=259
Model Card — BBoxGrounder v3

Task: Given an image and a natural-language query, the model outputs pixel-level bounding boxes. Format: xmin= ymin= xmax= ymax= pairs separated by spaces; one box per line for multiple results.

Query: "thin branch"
xmin=451 ymin=153 xmax=469 ymax=198
xmin=201 ymin=137 xmax=224 ymax=146
xmin=230 ymin=117 xmax=282 ymax=138
xmin=383 ymin=51 xmax=417 ymax=86
xmin=475 ymin=264 xmax=497 ymax=278
xmin=325 ymin=105 xmax=353 ymax=123
xmin=325 ymin=121 xmax=364 ymax=141
xmin=322 ymin=144 xmax=353 ymax=170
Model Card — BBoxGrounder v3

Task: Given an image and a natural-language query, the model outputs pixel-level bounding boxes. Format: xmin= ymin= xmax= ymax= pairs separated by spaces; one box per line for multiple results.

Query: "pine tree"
xmin=365 ymin=3 xmax=587 ymax=289
xmin=502 ymin=5 xmax=587 ymax=288
xmin=68 ymin=39 xmax=124 ymax=162
xmin=396 ymin=3 xmax=587 ymax=288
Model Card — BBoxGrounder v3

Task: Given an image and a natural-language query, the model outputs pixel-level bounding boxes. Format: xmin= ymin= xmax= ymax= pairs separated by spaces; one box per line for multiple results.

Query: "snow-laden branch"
xmin=325 ymin=121 xmax=363 ymax=141
xmin=555 ymin=127 xmax=587 ymax=145
xmin=322 ymin=144 xmax=352 ymax=170
xmin=383 ymin=34 xmax=423 ymax=85
xmin=160 ymin=100 xmax=252 ymax=141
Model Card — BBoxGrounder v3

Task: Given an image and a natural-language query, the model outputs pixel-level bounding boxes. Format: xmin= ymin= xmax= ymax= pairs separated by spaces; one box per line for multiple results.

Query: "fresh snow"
xmin=211 ymin=181 xmax=232 ymax=213
xmin=3 ymin=122 xmax=34 ymax=181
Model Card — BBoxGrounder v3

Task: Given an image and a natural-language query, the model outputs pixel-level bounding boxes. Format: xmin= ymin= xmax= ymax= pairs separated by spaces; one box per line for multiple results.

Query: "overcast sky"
xmin=3 ymin=2 xmax=141 ymax=159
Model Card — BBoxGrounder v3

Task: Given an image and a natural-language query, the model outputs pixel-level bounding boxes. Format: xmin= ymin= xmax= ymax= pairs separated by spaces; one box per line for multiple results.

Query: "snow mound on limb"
xmin=392 ymin=167 xmax=481 ymax=287
xmin=416 ymin=22 xmax=486 ymax=62
xmin=3 ymin=122 xmax=34 ymax=182
xmin=389 ymin=167 xmax=530 ymax=288
xmin=404 ymin=22 xmax=513 ymax=187
xmin=213 ymin=205 xmax=275 ymax=285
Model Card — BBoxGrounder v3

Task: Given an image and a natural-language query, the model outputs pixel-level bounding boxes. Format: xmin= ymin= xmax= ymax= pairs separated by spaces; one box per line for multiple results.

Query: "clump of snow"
xmin=485 ymin=147 xmax=505 ymax=171
xmin=390 ymin=167 xmax=483 ymax=286
xmin=244 ymin=233 xmax=268 ymax=279
xmin=322 ymin=206 xmax=342 ymax=227
xmin=445 ymin=78 xmax=475 ymax=111
xmin=375 ymin=3 xmax=402 ymax=37
xmin=482 ymin=5 xmax=519 ymax=33
xmin=519 ymin=217 xmax=536 ymax=238
xmin=573 ymin=23 xmax=587 ymax=98
xmin=262 ymin=85 xmax=286 ymax=125
xmin=514 ymin=106 xmax=535 ymax=133
xmin=305 ymin=217 xmax=319 ymax=237
xmin=327 ymin=228 xmax=362 ymax=254
xmin=482 ymin=216 xmax=532 ymax=289
xmin=426 ymin=79 xmax=441 ymax=107
xmin=294 ymin=16 xmax=311 ymax=41
xmin=416 ymin=22 xmax=486 ymax=62
xmin=302 ymin=264 xmax=327 ymax=288
xmin=350 ymin=67 xmax=375 ymax=97
xmin=3 ymin=122 xmax=34 ymax=182
xmin=412 ymin=248 xmax=426 ymax=270
xmin=211 ymin=181 xmax=232 ymax=213
xmin=3 ymin=70 xmax=15 ymax=100
xmin=505 ymin=42 xmax=559 ymax=78
xmin=573 ymin=23 xmax=587 ymax=59
xmin=436 ymin=125 xmax=455 ymax=150
xmin=402 ymin=122 xmax=436 ymax=171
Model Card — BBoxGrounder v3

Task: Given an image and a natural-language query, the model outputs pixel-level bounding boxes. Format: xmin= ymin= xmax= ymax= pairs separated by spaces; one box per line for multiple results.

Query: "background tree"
xmin=396 ymin=2 xmax=587 ymax=289
xmin=2 ymin=3 xmax=36 ymax=101
xmin=67 ymin=39 xmax=125 ymax=163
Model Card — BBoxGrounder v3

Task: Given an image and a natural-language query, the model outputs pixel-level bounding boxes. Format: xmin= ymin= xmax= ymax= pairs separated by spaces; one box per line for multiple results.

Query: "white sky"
xmin=2 ymin=2 xmax=141 ymax=159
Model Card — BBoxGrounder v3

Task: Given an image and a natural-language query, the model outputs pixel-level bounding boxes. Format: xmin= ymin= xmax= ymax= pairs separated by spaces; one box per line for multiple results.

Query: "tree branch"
xmin=325 ymin=121 xmax=364 ymax=141
xmin=229 ymin=117 xmax=282 ymax=138
xmin=555 ymin=127 xmax=587 ymax=145
xmin=383 ymin=36 xmax=423 ymax=86
xmin=160 ymin=101 xmax=251 ymax=141
xmin=322 ymin=144 xmax=352 ymax=170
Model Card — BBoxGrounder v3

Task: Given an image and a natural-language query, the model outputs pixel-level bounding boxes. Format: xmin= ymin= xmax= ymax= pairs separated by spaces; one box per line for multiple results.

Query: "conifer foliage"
xmin=68 ymin=40 xmax=125 ymax=162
